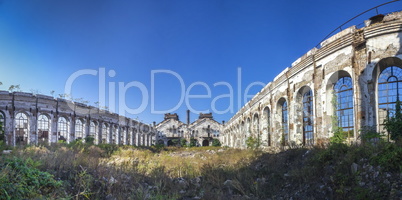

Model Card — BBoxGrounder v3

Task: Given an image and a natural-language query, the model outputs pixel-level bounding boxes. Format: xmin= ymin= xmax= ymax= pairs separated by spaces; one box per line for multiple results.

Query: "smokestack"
xmin=187 ymin=110 xmax=190 ymax=125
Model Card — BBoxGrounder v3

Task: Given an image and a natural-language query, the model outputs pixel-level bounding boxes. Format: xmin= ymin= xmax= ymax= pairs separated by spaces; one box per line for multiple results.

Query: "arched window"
xmin=112 ymin=126 xmax=118 ymax=144
xmin=58 ymin=117 xmax=69 ymax=142
xmin=102 ymin=123 xmax=109 ymax=144
xmin=75 ymin=119 xmax=85 ymax=139
xmin=133 ymin=128 xmax=138 ymax=146
xmin=121 ymin=128 xmax=126 ymax=145
xmin=246 ymin=118 xmax=251 ymax=137
xmin=89 ymin=121 xmax=98 ymax=143
xmin=378 ymin=66 xmax=402 ymax=127
xmin=38 ymin=114 xmax=50 ymax=141
xmin=303 ymin=90 xmax=314 ymax=145
xmin=0 ymin=112 xmax=5 ymax=136
xmin=263 ymin=107 xmax=271 ymax=146
xmin=334 ymin=77 xmax=354 ymax=138
xmin=15 ymin=113 xmax=28 ymax=145
xmin=281 ymin=100 xmax=289 ymax=145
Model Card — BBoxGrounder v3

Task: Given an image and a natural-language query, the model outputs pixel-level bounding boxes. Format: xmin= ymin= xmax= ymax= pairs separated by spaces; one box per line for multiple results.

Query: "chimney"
xmin=222 ymin=120 xmax=225 ymax=125
xmin=153 ymin=121 xmax=156 ymax=127
xmin=187 ymin=109 xmax=190 ymax=125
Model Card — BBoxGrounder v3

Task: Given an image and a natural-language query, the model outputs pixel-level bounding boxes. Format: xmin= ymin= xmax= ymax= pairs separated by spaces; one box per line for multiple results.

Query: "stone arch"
xmin=202 ymin=139 xmax=209 ymax=146
xmin=101 ymin=122 xmax=109 ymax=144
xmin=37 ymin=113 xmax=51 ymax=143
xmin=57 ymin=116 xmax=70 ymax=142
xmin=326 ymin=70 xmax=355 ymax=140
xmin=262 ymin=106 xmax=271 ymax=146
xmin=253 ymin=113 xmax=260 ymax=145
xmin=246 ymin=117 xmax=251 ymax=138
xmin=167 ymin=139 xmax=174 ymax=146
xmin=133 ymin=128 xmax=138 ymax=146
xmin=75 ymin=118 xmax=85 ymax=140
xmin=0 ymin=110 xmax=5 ymax=142
xmin=373 ymin=57 xmax=402 ymax=133
xmin=15 ymin=112 xmax=29 ymax=145
xmin=296 ymin=86 xmax=314 ymax=146
xmin=112 ymin=125 xmax=118 ymax=144
xmin=277 ymin=97 xmax=288 ymax=146
xmin=326 ymin=70 xmax=355 ymax=139
xmin=89 ymin=121 xmax=99 ymax=144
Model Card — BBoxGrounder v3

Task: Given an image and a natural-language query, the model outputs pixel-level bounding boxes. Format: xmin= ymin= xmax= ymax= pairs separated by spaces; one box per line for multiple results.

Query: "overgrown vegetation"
xmin=383 ymin=100 xmax=402 ymax=144
xmin=246 ymin=135 xmax=260 ymax=149
xmin=0 ymin=139 xmax=399 ymax=199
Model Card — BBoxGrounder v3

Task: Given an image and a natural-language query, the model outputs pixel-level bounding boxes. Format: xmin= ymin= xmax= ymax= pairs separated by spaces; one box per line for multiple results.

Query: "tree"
xmin=383 ymin=100 xmax=402 ymax=145
xmin=8 ymin=84 xmax=21 ymax=92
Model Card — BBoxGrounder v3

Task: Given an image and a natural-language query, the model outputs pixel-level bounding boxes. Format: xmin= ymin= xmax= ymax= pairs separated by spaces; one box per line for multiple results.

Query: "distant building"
xmin=155 ymin=111 xmax=224 ymax=146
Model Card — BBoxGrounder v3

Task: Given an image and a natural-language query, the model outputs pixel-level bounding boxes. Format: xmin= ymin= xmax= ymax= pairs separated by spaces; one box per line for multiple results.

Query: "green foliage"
xmin=330 ymin=127 xmax=347 ymax=144
xmin=171 ymin=139 xmax=180 ymax=146
xmin=180 ymin=138 xmax=187 ymax=147
xmin=85 ymin=136 xmax=95 ymax=145
xmin=383 ymin=100 xmax=402 ymax=144
xmin=97 ymin=143 xmax=119 ymax=157
xmin=371 ymin=142 xmax=402 ymax=172
xmin=0 ymin=157 xmax=62 ymax=200
xmin=212 ymin=139 xmax=221 ymax=147
xmin=189 ymin=138 xmax=197 ymax=147
xmin=359 ymin=126 xmax=385 ymax=144
xmin=246 ymin=135 xmax=260 ymax=149
xmin=330 ymin=91 xmax=347 ymax=144
xmin=313 ymin=143 xmax=349 ymax=164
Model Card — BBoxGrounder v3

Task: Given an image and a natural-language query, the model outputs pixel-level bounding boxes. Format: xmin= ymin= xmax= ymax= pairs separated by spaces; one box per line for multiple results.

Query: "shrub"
xmin=85 ymin=136 xmax=95 ymax=145
xmin=371 ymin=142 xmax=402 ymax=172
xmin=383 ymin=100 xmax=402 ymax=144
xmin=246 ymin=136 xmax=260 ymax=149
xmin=212 ymin=139 xmax=221 ymax=147
xmin=0 ymin=157 xmax=62 ymax=199
xmin=359 ymin=126 xmax=385 ymax=144
xmin=180 ymin=138 xmax=187 ymax=147
xmin=189 ymin=138 xmax=197 ymax=147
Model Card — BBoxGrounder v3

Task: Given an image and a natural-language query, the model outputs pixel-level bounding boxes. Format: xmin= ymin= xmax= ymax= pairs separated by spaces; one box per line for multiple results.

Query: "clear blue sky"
xmin=0 ymin=0 xmax=401 ymax=124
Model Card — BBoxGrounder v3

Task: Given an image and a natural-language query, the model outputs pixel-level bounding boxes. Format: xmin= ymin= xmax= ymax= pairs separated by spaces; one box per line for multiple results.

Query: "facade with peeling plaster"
xmin=222 ymin=12 xmax=402 ymax=149
xmin=0 ymin=91 xmax=156 ymax=146
xmin=155 ymin=112 xmax=223 ymax=146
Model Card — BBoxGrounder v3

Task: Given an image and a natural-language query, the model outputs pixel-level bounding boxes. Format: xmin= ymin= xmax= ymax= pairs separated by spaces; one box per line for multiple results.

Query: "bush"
xmin=189 ymin=138 xmax=197 ymax=147
xmin=330 ymin=127 xmax=347 ymax=144
xmin=371 ymin=142 xmax=402 ymax=172
xmin=383 ymin=100 xmax=402 ymax=144
xmin=212 ymin=139 xmax=221 ymax=147
xmin=180 ymin=138 xmax=187 ymax=147
xmin=0 ymin=157 xmax=62 ymax=199
xmin=359 ymin=126 xmax=385 ymax=144
xmin=85 ymin=136 xmax=95 ymax=145
xmin=246 ymin=136 xmax=260 ymax=149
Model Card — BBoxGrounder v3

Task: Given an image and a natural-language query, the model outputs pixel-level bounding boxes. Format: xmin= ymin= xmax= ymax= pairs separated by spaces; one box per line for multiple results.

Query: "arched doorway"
xmin=167 ymin=140 xmax=174 ymax=146
xmin=202 ymin=139 xmax=209 ymax=146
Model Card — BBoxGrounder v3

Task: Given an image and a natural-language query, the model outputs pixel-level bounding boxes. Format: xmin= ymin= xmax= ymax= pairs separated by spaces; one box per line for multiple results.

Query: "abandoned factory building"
xmin=222 ymin=11 xmax=402 ymax=149
xmin=1 ymin=11 xmax=402 ymax=149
